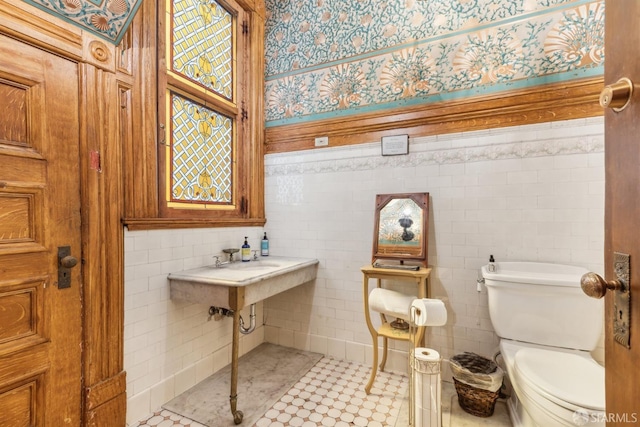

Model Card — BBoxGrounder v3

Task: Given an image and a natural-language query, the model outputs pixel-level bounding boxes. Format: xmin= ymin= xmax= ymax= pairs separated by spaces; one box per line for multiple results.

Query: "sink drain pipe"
xmin=239 ymin=304 xmax=256 ymax=335
xmin=208 ymin=304 xmax=256 ymax=335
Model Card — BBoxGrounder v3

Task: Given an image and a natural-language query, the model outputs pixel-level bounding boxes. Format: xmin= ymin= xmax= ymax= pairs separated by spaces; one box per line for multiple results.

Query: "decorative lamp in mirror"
xmin=372 ymin=192 xmax=429 ymax=270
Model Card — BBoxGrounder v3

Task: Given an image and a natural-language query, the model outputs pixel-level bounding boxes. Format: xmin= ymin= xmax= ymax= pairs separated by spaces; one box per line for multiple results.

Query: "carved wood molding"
xmin=79 ymin=62 xmax=125 ymax=416
xmin=265 ymin=77 xmax=604 ymax=154
xmin=85 ymin=371 xmax=127 ymax=427
xmin=85 ymin=371 xmax=127 ymax=411
xmin=0 ymin=0 xmax=82 ymax=60
xmin=83 ymin=38 xmax=115 ymax=72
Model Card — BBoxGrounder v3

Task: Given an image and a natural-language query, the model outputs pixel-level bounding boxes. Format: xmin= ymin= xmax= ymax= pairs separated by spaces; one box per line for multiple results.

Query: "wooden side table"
xmin=362 ymin=265 xmax=431 ymax=394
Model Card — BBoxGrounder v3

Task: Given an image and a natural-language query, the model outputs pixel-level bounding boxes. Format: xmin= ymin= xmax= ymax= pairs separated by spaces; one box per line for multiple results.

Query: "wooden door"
xmin=0 ymin=34 xmax=83 ymax=425
xmin=603 ymin=1 xmax=640 ymax=424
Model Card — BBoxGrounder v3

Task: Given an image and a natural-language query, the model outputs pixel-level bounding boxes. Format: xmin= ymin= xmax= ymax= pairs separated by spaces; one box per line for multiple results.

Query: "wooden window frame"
xmin=158 ymin=0 xmax=247 ymax=220
xmin=123 ymin=0 xmax=265 ymax=230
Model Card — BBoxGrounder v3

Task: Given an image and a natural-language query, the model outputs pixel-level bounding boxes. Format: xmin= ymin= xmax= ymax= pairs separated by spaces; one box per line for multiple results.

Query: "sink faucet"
xmin=213 ymin=256 xmax=231 ymax=268
xmin=214 ymin=248 xmax=241 ymax=267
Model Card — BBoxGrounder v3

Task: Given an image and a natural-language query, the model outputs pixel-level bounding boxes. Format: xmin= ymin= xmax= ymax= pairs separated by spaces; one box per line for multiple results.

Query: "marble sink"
xmin=226 ymin=260 xmax=286 ymax=271
xmin=168 ymin=256 xmax=319 ymax=310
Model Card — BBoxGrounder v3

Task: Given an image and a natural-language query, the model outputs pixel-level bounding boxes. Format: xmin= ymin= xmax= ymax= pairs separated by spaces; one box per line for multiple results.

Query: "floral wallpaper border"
xmin=264 ymin=0 xmax=604 ymax=128
xmin=23 ymin=0 xmax=143 ymax=45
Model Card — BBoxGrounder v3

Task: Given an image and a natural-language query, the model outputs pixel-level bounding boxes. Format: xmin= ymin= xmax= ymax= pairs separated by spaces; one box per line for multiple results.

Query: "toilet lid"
xmin=514 ymin=348 xmax=604 ymax=411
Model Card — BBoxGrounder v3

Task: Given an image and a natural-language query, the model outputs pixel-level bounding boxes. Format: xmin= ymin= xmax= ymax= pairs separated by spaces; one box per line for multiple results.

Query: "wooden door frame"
xmin=0 ymin=2 xmax=127 ymax=424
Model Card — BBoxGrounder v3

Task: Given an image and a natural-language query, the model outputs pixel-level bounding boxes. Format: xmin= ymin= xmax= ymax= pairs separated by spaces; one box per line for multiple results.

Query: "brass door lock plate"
xmin=57 ymin=246 xmax=78 ymax=289
xmin=613 ymin=252 xmax=631 ymax=349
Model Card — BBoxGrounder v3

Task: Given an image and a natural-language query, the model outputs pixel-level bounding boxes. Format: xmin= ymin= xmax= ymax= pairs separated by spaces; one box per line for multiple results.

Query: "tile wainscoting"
xmin=261 ymin=116 xmax=605 ymax=377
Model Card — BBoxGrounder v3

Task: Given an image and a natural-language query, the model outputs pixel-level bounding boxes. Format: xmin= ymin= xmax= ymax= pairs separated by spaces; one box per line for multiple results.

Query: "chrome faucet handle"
xmin=213 ymin=256 xmax=221 ymax=267
xmin=251 ymin=250 xmax=259 ymax=261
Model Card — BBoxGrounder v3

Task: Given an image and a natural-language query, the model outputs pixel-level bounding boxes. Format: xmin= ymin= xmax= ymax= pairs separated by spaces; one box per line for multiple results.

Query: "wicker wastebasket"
xmin=450 ymin=352 xmax=503 ymax=417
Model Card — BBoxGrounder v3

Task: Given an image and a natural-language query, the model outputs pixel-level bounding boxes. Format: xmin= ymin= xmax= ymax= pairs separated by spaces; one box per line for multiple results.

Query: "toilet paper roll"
xmin=410 ymin=298 xmax=447 ymax=326
xmin=368 ymin=288 xmax=415 ymax=321
xmin=414 ymin=347 xmax=440 ymax=362
xmin=413 ymin=348 xmax=442 ymax=375
xmin=413 ymin=348 xmax=442 ymax=427
xmin=415 ymin=374 xmax=439 ymax=411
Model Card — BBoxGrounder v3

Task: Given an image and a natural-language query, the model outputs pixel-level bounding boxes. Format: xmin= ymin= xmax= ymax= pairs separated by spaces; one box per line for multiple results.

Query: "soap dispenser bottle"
xmin=242 ymin=237 xmax=251 ymax=262
xmin=488 ymin=254 xmax=496 ymax=272
xmin=261 ymin=232 xmax=269 ymax=256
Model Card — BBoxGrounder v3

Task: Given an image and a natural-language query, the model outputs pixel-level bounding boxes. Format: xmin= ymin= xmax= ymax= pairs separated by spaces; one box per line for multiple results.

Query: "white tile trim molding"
xmin=265 ymin=118 xmax=604 ymax=175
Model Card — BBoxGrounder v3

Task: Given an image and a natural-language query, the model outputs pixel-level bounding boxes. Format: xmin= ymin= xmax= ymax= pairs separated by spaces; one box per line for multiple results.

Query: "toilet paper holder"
xmin=408 ymin=306 xmax=443 ymax=427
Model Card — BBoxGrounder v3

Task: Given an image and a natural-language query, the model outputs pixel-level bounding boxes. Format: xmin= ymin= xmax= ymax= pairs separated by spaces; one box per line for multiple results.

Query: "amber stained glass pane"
xmin=170 ymin=93 xmax=232 ymax=203
xmin=172 ymin=0 xmax=233 ymax=99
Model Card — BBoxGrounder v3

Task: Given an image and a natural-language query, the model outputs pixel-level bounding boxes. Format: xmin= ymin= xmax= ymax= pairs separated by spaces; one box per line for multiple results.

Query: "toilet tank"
xmin=482 ymin=262 xmax=603 ymax=351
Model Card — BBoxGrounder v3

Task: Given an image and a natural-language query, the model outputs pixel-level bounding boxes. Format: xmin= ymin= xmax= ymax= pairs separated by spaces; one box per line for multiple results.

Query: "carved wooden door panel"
xmin=0 ymin=34 xmax=83 ymax=425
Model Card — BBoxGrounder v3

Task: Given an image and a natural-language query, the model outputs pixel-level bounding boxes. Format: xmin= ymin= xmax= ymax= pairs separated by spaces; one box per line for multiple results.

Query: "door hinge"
xmin=159 ymin=123 xmax=166 ymax=145
xmin=242 ymin=20 xmax=249 ymax=35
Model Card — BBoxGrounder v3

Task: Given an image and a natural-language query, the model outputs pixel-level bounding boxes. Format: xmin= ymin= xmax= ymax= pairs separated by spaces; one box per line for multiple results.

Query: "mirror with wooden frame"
xmin=372 ymin=192 xmax=429 ymax=269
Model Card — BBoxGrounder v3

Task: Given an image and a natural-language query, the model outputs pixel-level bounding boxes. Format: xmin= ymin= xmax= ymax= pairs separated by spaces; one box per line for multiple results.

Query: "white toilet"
xmin=482 ymin=262 xmax=605 ymax=427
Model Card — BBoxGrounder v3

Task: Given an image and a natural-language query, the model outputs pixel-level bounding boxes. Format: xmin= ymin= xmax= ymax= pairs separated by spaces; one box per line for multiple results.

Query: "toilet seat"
xmin=513 ymin=347 xmax=605 ymax=411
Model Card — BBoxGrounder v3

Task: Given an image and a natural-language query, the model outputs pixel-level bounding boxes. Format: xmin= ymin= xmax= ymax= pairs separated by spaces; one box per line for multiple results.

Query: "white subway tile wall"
xmin=261 ymin=116 xmax=605 ymax=379
xmin=124 ymin=227 xmax=266 ymax=424
xmin=124 ymin=117 xmax=605 ymax=424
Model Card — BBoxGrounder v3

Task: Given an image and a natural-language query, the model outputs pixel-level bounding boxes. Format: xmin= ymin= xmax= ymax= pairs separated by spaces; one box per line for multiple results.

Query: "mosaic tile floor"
xmin=132 ymin=356 xmax=511 ymax=427
xmin=132 ymin=411 xmax=206 ymax=427
xmin=253 ymin=357 xmax=406 ymax=427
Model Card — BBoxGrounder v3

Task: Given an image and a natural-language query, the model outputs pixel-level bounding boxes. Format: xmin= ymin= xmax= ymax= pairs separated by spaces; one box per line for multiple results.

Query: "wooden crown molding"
xmin=265 ymin=77 xmax=604 ymax=154
xmin=0 ymin=0 xmax=83 ymax=60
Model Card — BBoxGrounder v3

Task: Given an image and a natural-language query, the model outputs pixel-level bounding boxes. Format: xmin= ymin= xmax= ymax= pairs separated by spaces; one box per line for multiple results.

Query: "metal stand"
xmin=230 ymin=310 xmax=244 ymax=424
xmin=409 ymin=307 xmax=418 ymax=427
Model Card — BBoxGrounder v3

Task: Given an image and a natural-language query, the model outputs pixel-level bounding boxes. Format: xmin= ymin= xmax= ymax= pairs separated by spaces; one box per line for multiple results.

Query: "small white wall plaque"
xmin=381 ymin=135 xmax=409 ymax=156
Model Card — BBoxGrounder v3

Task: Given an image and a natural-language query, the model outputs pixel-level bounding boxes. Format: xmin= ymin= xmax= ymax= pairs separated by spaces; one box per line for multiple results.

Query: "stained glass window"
xmin=171 ymin=0 xmax=233 ymax=99
xmin=163 ymin=0 xmax=239 ymax=209
xmin=169 ymin=93 xmax=233 ymax=204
